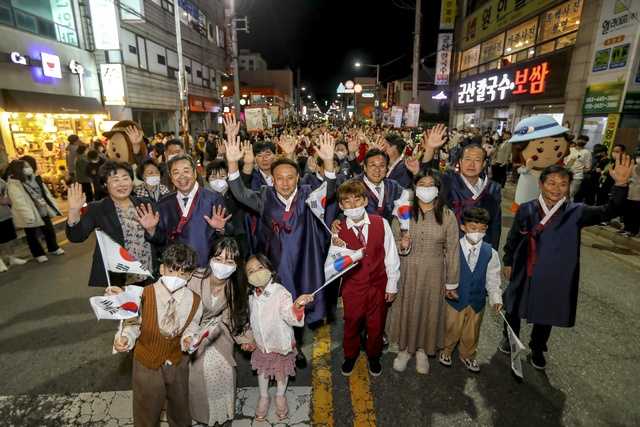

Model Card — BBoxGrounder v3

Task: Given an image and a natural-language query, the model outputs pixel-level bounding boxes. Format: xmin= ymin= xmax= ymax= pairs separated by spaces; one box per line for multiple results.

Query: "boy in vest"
xmin=439 ymin=207 xmax=502 ymax=373
xmin=113 ymin=243 xmax=202 ymax=427
xmin=335 ymin=179 xmax=400 ymax=377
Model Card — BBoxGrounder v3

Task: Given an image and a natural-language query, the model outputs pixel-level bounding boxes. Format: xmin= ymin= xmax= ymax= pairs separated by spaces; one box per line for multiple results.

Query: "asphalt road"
xmin=0 ymin=215 xmax=639 ymax=426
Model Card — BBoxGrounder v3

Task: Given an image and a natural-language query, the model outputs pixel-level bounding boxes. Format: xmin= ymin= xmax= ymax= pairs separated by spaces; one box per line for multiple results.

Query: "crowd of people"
xmin=0 ymin=115 xmax=636 ymax=426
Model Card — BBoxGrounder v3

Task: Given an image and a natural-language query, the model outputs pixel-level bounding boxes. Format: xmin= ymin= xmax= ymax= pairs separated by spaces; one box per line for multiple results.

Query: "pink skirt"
xmin=251 ymin=348 xmax=297 ymax=381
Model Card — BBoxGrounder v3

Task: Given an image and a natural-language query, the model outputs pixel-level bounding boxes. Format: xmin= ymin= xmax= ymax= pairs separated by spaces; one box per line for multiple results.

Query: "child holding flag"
xmin=439 ymin=208 xmax=502 ymax=373
xmin=244 ymin=253 xmax=314 ymax=421
xmin=335 ymin=179 xmax=400 ymax=377
xmin=113 ymin=243 xmax=203 ymax=427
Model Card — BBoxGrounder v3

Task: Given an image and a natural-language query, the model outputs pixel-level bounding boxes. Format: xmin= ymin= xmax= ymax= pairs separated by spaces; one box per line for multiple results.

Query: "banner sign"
xmin=583 ymin=81 xmax=625 ymax=114
xmin=439 ymin=0 xmax=456 ymax=30
xmin=435 ymin=33 xmax=453 ymax=85
xmin=602 ymin=113 xmax=620 ymax=150
xmin=462 ymin=0 xmax=551 ymax=50
xmin=454 ymin=51 xmax=570 ymax=107
xmin=405 ymin=103 xmax=420 ymax=128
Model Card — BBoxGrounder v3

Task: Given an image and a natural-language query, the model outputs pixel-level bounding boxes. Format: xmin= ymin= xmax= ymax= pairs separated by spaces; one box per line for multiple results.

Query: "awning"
xmin=0 ymin=89 xmax=105 ymax=114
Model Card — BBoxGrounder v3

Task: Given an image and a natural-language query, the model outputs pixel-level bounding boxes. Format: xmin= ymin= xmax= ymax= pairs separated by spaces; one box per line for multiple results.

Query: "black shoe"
xmin=341 ymin=357 xmax=357 ymax=376
xmin=295 ymin=351 xmax=308 ymax=369
xmin=368 ymin=357 xmax=382 ymax=377
xmin=498 ymin=336 xmax=511 ymax=354
xmin=530 ymin=351 xmax=546 ymax=370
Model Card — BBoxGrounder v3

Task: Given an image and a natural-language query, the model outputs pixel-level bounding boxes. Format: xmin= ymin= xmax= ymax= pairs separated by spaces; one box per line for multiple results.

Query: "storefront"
xmin=188 ymin=95 xmax=219 ymax=134
xmin=0 ymin=89 xmax=107 ymax=177
xmin=452 ymin=49 xmax=571 ymax=132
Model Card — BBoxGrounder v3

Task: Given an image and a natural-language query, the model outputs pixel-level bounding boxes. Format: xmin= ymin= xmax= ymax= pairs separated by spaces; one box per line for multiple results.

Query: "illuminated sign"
xmin=10 ymin=51 xmax=27 ymax=65
xmin=454 ymin=52 xmax=570 ymax=107
xmin=69 ymin=60 xmax=86 ymax=96
xmin=89 ymin=0 xmax=120 ymax=50
xmin=41 ymin=52 xmax=62 ymax=79
xmin=100 ymin=64 xmax=126 ymax=105
xmin=361 ymin=92 xmax=374 ymax=98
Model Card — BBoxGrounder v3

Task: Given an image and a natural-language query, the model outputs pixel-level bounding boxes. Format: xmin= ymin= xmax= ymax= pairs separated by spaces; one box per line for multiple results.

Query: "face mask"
xmin=161 ymin=275 xmax=187 ymax=292
xmin=145 ymin=176 xmax=160 ymax=186
xmin=23 ymin=167 xmax=33 ymax=176
xmin=166 ymin=153 xmax=177 ymax=162
xmin=336 ymin=152 xmax=347 ymax=160
xmin=211 ymin=261 xmax=236 ymax=280
xmin=343 ymin=206 xmax=366 ymax=220
xmin=209 ymin=178 xmax=228 ymax=193
xmin=248 ymin=269 xmax=272 ymax=288
xmin=465 ymin=231 xmax=485 ymax=245
xmin=415 ymin=186 xmax=438 ymax=203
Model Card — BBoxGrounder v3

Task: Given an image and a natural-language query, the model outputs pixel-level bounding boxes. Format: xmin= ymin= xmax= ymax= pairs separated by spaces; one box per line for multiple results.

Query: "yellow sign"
xmin=440 ymin=0 xmax=457 ymax=30
xmin=462 ymin=0 xmax=551 ymax=49
xmin=603 ymin=113 xmax=620 ymax=151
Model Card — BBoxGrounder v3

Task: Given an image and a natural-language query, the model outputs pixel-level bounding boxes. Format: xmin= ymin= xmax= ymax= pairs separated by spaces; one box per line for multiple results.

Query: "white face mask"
xmin=209 ymin=178 xmax=228 ymax=193
xmin=465 ymin=231 xmax=486 ymax=245
xmin=415 ymin=186 xmax=438 ymax=203
xmin=145 ymin=176 xmax=160 ymax=186
xmin=23 ymin=167 xmax=34 ymax=176
xmin=211 ymin=261 xmax=236 ymax=280
xmin=343 ymin=206 xmax=366 ymax=220
xmin=161 ymin=275 xmax=187 ymax=292
xmin=166 ymin=153 xmax=177 ymax=162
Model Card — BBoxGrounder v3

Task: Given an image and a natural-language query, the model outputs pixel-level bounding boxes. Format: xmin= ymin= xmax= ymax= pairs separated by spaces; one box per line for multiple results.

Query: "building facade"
xmin=449 ymin=0 xmax=640 ymax=150
xmin=238 ymin=49 xmax=268 ymax=71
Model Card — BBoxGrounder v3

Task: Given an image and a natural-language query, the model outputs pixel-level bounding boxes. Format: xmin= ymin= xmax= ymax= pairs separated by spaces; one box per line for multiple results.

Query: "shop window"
xmin=556 ymin=32 xmax=577 ymax=50
xmin=478 ymin=60 xmax=499 ymax=73
xmin=461 ymin=44 xmax=481 ymax=71
xmin=504 ymin=17 xmax=538 ymax=55
xmin=157 ymin=54 xmax=166 ymax=65
xmin=537 ymin=41 xmax=555 ymax=56
xmin=480 ymin=33 xmax=505 ymax=65
xmin=10 ymin=0 xmax=78 ymax=46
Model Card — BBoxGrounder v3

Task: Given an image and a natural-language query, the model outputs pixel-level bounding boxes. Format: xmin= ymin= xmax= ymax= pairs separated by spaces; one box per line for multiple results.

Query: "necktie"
xmin=355 ymin=225 xmax=366 ymax=247
xmin=468 ymin=247 xmax=477 ymax=271
xmin=160 ymin=294 xmax=180 ymax=337
xmin=182 ymin=197 xmax=189 ymax=209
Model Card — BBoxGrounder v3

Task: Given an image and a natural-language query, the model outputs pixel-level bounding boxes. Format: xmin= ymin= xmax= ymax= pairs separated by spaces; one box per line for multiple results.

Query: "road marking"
xmin=348 ymin=356 xmax=377 ymax=426
xmin=312 ymin=323 xmax=334 ymax=426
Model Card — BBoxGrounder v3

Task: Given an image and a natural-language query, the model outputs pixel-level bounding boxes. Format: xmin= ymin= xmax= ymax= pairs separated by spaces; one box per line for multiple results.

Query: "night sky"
xmin=237 ymin=0 xmax=441 ymax=106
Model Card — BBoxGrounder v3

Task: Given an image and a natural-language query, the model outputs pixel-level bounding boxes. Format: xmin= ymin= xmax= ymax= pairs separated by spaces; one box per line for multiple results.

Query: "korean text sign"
xmin=454 ymin=51 xmax=570 ymax=107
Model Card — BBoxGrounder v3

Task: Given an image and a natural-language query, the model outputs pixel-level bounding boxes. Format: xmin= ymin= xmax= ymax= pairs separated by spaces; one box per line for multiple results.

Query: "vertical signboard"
xmin=100 ymin=64 xmax=126 ymax=105
xmin=439 ymin=0 xmax=456 ymax=30
xmin=435 ymin=33 xmax=453 ymax=85
xmin=90 ymin=0 xmax=120 ymax=50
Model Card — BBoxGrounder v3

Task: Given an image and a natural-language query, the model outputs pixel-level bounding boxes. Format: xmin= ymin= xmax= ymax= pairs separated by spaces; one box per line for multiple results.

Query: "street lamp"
xmin=301 ymin=86 xmax=306 ymax=91
xmin=307 ymin=95 xmax=312 ymax=99
xmin=353 ymin=61 xmax=380 ymax=86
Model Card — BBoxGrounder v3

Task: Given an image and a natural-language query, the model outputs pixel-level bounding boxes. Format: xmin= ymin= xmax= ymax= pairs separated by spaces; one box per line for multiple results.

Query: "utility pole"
xmin=229 ymin=1 xmax=249 ymax=120
xmin=411 ymin=0 xmax=422 ymax=102
xmin=174 ymin=3 xmax=188 ymax=137
xmin=297 ymin=67 xmax=302 ymax=119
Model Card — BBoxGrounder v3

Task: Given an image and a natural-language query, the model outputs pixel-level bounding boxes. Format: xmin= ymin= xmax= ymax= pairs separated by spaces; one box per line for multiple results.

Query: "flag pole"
xmin=312 ymin=262 xmax=359 ymax=296
xmin=95 ymin=230 xmax=114 ymax=292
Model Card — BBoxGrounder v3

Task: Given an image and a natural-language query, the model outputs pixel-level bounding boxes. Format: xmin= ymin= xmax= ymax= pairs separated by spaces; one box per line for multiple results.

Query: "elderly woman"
xmin=6 ymin=159 xmax=64 ymax=263
xmin=66 ymin=160 xmax=158 ymax=287
xmin=134 ymin=159 xmax=170 ymax=202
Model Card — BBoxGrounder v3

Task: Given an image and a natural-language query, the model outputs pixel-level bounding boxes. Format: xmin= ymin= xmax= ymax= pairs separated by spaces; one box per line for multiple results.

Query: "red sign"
xmin=512 ymin=62 xmax=550 ymax=95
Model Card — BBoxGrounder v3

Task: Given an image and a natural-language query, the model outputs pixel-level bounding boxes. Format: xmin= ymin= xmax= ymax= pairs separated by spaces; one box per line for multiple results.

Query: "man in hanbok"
xmin=500 ymin=158 xmax=632 ymax=369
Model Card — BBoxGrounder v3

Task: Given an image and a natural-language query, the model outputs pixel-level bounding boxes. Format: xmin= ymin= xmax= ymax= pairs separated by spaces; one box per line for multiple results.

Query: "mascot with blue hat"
xmin=509 ymin=116 xmax=570 ymax=211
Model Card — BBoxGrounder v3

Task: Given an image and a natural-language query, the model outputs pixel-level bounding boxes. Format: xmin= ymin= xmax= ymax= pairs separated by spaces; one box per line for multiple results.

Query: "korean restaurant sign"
xmin=462 ymin=0 xmax=550 ymax=50
xmin=439 ymin=0 xmax=456 ymax=30
xmin=454 ymin=51 xmax=570 ymax=107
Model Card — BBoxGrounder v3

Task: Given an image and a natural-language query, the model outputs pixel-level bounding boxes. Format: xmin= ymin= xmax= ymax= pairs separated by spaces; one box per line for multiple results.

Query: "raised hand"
xmin=421 ymin=123 xmax=448 ymax=150
xmin=204 ymin=205 xmax=232 ymax=231
xmin=135 ymin=203 xmax=160 ymax=234
xmin=316 ymin=133 xmax=335 ymax=161
xmin=610 ymin=153 xmax=633 ymax=186
xmin=125 ymin=126 xmax=144 ymax=153
xmin=67 ymin=182 xmax=86 ymax=211
xmin=405 ymin=156 xmax=420 ymax=175
xmin=224 ymin=136 xmax=244 ymax=163
xmin=277 ymin=134 xmax=297 ymax=156
xmin=347 ymin=135 xmax=360 ymax=154
xmin=223 ymin=115 xmax=240 ymax=142
xmin=242 ymin=141 xmax=255 ymax=165
xmin=216 ymin=140 xmax=226 ymax=157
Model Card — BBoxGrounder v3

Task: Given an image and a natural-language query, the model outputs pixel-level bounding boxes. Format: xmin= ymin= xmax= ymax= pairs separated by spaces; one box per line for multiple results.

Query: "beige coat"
xmin=6 ymin=178 xmax=60 ymax=228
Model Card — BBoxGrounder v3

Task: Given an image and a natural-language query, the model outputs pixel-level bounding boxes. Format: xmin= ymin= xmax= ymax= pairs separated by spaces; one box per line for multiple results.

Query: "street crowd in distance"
xmin=0 ymin=115 xmax=637 ymax=426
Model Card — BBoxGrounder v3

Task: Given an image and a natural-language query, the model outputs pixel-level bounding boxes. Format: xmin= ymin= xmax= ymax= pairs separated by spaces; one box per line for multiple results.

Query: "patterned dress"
xmin=114 ymin=202 xmax=153 ymax=284
xmin=387 ymin=208 xmax=460 ymax=355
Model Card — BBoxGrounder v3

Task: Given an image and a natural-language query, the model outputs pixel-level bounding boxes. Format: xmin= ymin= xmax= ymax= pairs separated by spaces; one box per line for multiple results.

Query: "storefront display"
xmin=2 ymin=112 xmax=107 ymax=177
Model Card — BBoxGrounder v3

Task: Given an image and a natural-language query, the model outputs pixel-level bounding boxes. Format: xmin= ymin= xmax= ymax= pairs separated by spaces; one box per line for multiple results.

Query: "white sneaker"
xmin=9 ymin=256 xmax=27 ymax=266
xmin=416 ymin=350 xmax=430 ymax=374
xmin=393 ymin=350 xmax=411 ymax=372
xmin=0 ymin=258 xmax=7 ymax=272
xmin=36 ymin=256 xmax=49 ymax=263
xmin=50 ymin=248 xmax=65 ymax=256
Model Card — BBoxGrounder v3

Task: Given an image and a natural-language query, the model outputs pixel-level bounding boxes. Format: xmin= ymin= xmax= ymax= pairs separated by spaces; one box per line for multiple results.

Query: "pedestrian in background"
xmin=387 ymin=171 xmax=459 ymax=375
xmin=74 ymin=144 xmax=94 ymax=202
xmin=0 ymin=176 xmax=27 ymax=272
xmin=5 ymin=159 xmax=64 ymax=263
xmin=621 ymin=149 xmax=640 ymax=237
xmin=66 ymin=134 xmax=81 ymax=181
xmin=134 ymin=159 xmax=170 ymax=203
